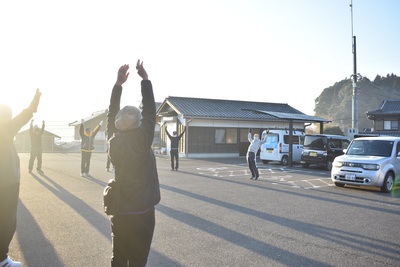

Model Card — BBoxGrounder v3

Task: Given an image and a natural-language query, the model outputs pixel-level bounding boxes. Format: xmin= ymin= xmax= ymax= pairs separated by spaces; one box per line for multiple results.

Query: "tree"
xmin=324 ymin=126 xmax=344 ymax=136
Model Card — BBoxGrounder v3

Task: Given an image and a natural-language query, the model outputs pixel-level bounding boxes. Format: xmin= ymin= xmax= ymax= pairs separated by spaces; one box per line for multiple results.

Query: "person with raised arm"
xmin=0 ymin=89 xmax=41 ymax=267
xmin=106 ymin=60 xmax=160 ymax=266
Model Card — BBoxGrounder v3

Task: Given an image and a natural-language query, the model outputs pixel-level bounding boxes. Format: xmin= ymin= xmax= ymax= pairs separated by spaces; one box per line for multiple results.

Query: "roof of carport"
xmin=243 ymin=110 xmax=331 ymax=123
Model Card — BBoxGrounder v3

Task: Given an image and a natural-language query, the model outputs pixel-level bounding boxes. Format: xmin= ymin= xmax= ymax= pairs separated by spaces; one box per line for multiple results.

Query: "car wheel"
xmin=325 ymin=160 xmax=333 ymax=171
xmin=281 ymin=156 xmax=288 ymax=166
xmin=334 ymin=182 xmax=345 ymax=187
xmin=302 ymin=163 xmax=309 ymax=168
xmin=380 ymin=172 xmax=395 ymax=193
xmin=262 ymin=160 xmax=269 ymax=164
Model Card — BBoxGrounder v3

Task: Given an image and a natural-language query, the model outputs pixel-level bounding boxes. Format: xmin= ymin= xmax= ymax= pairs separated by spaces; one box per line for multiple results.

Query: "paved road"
xmin=9 ymin=153 xmax=400 ymax=266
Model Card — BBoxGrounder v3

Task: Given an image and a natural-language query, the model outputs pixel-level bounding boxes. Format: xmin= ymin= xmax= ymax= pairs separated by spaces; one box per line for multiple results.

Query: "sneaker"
xmin=80 ymin=173 xmax=85 ymax=177
xmin=170 ymin=168 xmax=174 ymax=171
xmin=106 ymin=168 xmax=109 ymax=172
xmin=250 ymin=176 xmax=255 ymax=180
xmin=255 ymin=177 xmax=259 ymax=180
xmin=85 ymin=173 xmax=91 ymax=177
xmin=0 ymin=256 xmax=22 ymax=267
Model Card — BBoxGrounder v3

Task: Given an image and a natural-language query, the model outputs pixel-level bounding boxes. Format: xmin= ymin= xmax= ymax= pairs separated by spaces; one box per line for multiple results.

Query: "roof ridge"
xmin=167 ymin=96 xmax=289 ymax=106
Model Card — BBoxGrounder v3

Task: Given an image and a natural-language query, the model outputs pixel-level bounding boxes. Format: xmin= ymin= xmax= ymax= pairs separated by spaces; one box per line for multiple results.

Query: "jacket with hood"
xmin=107 ymin=80 xmax=160 ymax=214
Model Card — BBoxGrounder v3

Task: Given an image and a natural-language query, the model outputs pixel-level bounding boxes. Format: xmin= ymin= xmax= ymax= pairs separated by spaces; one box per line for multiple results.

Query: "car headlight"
xmin=361 ymin=164 xmax=380 ymax=170
xmin=333 ymin=161 xmax=343 ymax=167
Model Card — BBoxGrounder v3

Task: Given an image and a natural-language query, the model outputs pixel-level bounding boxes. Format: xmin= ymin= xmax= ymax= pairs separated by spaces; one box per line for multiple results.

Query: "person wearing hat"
xmin=79 ymin=120 xmax=102 ymax=177
xmin=0 ymin=89 xmax=41 ymax=267
xmin=28 ymin=119 xmax=45 ymax=173
xmin=106 ymin=60 xmax=160 ymax=266
xmin=166 ymin=128 xmax=185 ymax=171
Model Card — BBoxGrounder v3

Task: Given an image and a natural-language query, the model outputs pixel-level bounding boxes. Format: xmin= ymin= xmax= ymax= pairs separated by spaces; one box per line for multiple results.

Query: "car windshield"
xmin=346 ymin=140 xmax=394 ymax=157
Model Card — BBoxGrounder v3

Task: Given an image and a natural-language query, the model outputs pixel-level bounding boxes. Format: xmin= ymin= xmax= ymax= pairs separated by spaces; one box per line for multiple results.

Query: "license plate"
xmin=345 ymin=174 xmax=356 ymax=181
xmin=310 ymin=152 xmax=317 ymax=157
xmin=268 ymin=150 xmax=272 ymax=154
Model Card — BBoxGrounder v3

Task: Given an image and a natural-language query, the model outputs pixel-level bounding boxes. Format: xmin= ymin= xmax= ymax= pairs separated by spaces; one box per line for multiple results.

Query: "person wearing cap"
xmin=166 ymin=128 xmax=185 ymax=171
xmin=28 ymin=119 xmax=45 ymax=173
xmin=0 ymin=89 xmax=41 ymax=267
xmin=247 ymin=129 xmax=267 ymax=180
xmin=79 ymin=120 xmax=102 ymax=177
xmin=106 ymin=60 xmax=160 ymax=266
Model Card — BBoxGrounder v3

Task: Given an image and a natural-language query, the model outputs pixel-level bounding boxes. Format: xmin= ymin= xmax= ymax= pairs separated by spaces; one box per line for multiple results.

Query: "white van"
xmin=260 ymin=129 xmax=305 ymax=165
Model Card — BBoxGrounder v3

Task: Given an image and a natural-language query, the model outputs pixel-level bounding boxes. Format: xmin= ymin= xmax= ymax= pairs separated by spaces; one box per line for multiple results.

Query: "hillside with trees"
xmin=314 ymin=74 xmax=400 ymax=134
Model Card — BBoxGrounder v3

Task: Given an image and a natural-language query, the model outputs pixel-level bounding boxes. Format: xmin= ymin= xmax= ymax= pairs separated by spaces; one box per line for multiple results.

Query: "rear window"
xmin=303 ymin=136 xmax=326 ymax=150
xmin=264 ymin=134 xmax=278 ymax=148
xmin=283 ymin=135 xmax=300 ymax=145
xmin=347 ymin=140 xmax=394 ymax=157
xmin=328 ymin=138 xmax=350 ymax=149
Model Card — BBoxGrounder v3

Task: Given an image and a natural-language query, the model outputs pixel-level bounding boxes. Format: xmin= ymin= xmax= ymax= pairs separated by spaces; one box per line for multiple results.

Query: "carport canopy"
xmin=243 ymin=109 xmax=331 ymax=167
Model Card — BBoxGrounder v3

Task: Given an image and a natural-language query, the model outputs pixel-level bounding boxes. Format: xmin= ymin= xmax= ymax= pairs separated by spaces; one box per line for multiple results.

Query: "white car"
xmin=331 ymin=136 xmax=400 ymax=192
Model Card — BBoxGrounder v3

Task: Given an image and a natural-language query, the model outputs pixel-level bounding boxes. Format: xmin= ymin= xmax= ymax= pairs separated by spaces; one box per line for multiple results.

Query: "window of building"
xmin=215 ymin=128 xmax=238 ymax=144
xmin=384 ymin=120 xmax=399 ymax=130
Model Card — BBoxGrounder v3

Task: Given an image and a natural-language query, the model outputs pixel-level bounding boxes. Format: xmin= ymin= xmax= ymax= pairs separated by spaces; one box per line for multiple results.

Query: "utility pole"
xmin=352 ymin=35 xmax=358 ymax=129
xmin=349 ymin=0 xmax=360 ymax=137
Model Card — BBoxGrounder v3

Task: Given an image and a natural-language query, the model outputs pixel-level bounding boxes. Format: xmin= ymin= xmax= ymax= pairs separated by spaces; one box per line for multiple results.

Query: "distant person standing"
xmin=0 ymin=89 xmax=41 ymax=267
xmin=105 ymin=129 xmax=114 ymax=172
xmin=166 ymin=128 xmax=185 ymax=171
xmin=79 ymin=120 xmax=102 ymax=177
xmin=247 ymin=129 xmax=267 ymax=180
xmin=28 ymin=119 xmax=45 ymax=173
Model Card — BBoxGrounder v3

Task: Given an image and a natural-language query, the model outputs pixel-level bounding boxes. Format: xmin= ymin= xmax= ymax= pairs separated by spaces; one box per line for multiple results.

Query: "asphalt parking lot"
xmin=9 ymin=153 xmax=400 ymax=266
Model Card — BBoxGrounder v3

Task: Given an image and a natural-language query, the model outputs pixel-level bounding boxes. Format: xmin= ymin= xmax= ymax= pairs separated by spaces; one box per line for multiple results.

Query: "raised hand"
xmin=116 ymin=64 xmax=130 ymax=86
xmin=28 ymin=89 xmax=41 ymax=113
xmin=136 ymin=59 xmax=148 ymax=80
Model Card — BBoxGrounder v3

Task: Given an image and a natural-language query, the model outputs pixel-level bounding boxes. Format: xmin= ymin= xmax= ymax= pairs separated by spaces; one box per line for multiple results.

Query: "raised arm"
xmin=136 ymin=60 xmax=156 ymax=146
xmin=79 ymin=120 xmax=84 ymax=137
xmin=107 ymin=64 xmax=130 ymax=136
xmin=248 ymin=129 xmax=253 ymax=142
xmin=178 ymin=129 xmax=186 ymax=139
xmin=30 ymin=119 xmax=34 ymax=134
xmin=40 ymin=120 xmax=45 ymax=135
xmin=10 ymin=89 xmax=41 ymax=136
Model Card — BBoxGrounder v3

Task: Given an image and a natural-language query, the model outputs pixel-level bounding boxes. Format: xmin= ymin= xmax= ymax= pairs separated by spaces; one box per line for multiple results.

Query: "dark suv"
xmin=301 ymin=134 xmax=350 ymax=170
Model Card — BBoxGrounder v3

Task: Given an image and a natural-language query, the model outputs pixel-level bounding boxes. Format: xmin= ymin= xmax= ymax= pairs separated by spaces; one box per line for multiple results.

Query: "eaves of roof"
xmin=157 ymin=96 xmax=311 ymax=121
xmin=367 ymin=99 xmax=400 ymax=116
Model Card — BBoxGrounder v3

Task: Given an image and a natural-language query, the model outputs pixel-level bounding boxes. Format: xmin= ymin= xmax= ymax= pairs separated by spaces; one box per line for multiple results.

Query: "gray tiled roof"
xmin=367 ymin=99 xmax=400 ymax=116
xmin=161 ymin=96 xmax=305 ymax=121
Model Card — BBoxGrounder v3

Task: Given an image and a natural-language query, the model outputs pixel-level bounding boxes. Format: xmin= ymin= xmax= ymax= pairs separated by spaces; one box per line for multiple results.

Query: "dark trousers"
xmin=247 ymin=152 xmax=259 ymax=178
xmin=110 ymin=207 xmax=155 ymax=267
xmin=81 ymin=151 xmax=92 ymax=173
xmin=29 ymin=149 xmax=42 ymax=171
xmin=170 ymin=149 xmax=179 ymax=170
xmin=0 ymin=183 xmax=19 ymax=262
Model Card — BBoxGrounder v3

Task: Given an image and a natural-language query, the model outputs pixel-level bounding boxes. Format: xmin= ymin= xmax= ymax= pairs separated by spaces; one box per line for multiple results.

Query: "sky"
xmin=0 ymin=0 xmax=399 ymax=139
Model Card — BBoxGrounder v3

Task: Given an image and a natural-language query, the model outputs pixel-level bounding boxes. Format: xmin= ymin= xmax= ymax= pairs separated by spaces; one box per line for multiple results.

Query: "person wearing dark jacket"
xmin=0 ymin=89 xmax=41 ymax=267
xmin=79 ymin=120 xmax=101 ymax=177
xmin=106 ymin=60 xmax=160 ymax=267
xmin=28 ymin=119 xmax=45 ymax=173
xmin=166 ymin=129 xmax=185 ymax=171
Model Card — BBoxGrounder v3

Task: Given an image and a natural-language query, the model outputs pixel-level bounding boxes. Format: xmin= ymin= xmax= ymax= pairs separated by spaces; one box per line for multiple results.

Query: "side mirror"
xmin=343 ymin=149 xmax=347 ymax=154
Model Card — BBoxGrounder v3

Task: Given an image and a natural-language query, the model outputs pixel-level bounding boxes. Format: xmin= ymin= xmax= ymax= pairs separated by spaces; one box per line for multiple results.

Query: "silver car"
xmin=331 ymin=136 xmax=400 ymax=192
